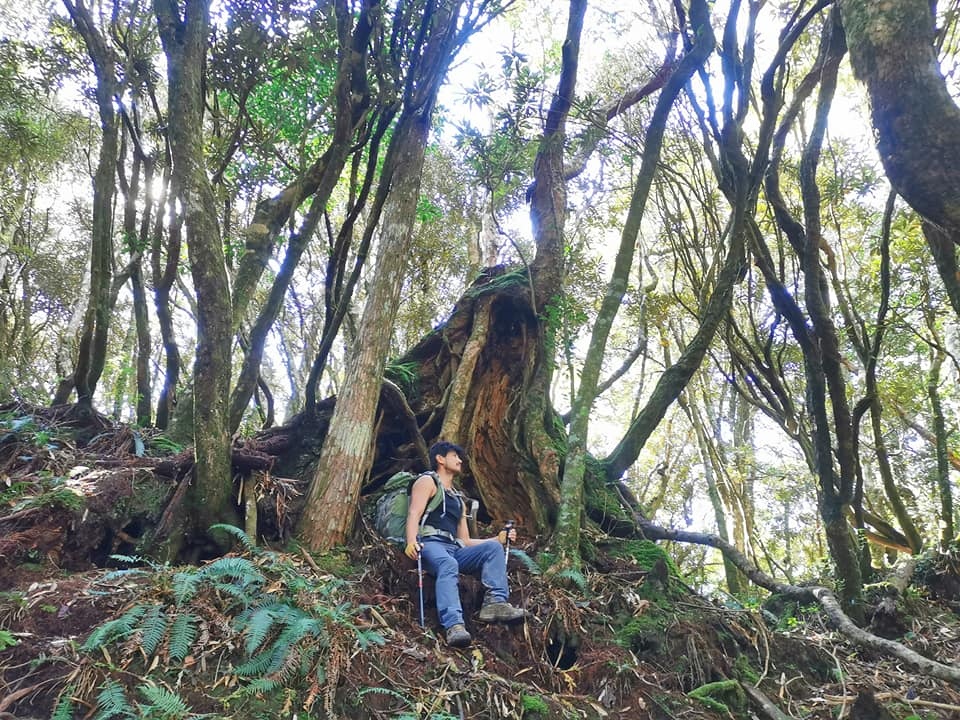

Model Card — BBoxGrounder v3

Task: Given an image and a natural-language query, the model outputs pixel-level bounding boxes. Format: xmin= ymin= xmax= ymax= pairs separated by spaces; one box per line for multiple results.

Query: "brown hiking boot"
xmin=446 ymin=623 xmax=472 ymax=647
xmin=478 ymin=601 xmax=526 ymax=623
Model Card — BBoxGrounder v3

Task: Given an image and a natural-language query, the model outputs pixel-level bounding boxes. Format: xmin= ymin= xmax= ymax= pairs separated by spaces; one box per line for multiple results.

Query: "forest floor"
xmin=1 ymin=403 xmax=960 ymax=719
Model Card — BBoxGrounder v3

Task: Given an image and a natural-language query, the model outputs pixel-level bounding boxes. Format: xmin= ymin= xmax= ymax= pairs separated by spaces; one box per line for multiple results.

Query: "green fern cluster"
xmin=70 ymin=526 xmax=384 ymax=719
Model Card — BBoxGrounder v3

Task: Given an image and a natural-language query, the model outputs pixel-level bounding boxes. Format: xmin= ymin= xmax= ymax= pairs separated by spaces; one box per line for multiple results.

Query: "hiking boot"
xmin=478 ymin=601 xmax=526 ymax=623
xmin=446 ymin=623 xmax=472 ymax=647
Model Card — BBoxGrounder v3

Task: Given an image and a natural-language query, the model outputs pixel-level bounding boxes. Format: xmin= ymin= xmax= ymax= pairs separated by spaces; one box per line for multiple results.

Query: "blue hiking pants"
xmin=419 ymin=537 xmax=508 ymax=629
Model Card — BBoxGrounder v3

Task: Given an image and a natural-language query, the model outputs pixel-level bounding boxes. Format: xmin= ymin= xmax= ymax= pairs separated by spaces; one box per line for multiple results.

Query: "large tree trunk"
xmin=841 ymin=0 xmax=960 ymax=238
xmin=156 ymin=0 xmax=238 ymax=548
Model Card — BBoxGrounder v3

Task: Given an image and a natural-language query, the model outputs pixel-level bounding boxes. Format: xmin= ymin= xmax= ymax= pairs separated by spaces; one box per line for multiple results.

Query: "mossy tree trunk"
xmin=62 ymin=0 xmax=119 ymax=411
xmin=156 ymin=0 xmax=239 ymax=547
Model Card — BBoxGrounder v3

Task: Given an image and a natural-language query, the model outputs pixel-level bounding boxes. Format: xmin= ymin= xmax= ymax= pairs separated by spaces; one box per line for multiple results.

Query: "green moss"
xmin=520 ymin=693 xmax=549 ymax=717
xmin=733 ymin=654 xmax=759 ymax=684
xmin=607 ymin=539 xmax=678 ymax=575
xmin=687 ymin=680 xmax=745 ymax=714
xmin=384 ymin=360 xmax=420 ymax=395
xmin=465 ymin=267 xmax=529 ymax=297
xmin=615 ymin=612 xmax=667 ymax=652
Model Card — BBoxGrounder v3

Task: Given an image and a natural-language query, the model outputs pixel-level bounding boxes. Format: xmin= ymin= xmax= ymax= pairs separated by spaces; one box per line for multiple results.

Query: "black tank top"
xmin=423 ymin=487 xmax=463 ymax=538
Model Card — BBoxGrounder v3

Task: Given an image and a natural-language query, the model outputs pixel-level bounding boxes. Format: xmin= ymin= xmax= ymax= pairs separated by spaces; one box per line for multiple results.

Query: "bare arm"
xmin=404 ymin=475 xmax=436 ymax=558
xmin=458 ymin=510 xmax=517 ymax=548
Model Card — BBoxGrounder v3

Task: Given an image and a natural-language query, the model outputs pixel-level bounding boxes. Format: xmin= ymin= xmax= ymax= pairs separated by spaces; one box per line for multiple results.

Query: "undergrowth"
xmin=51 ymin=525 xmax=385 ymax=719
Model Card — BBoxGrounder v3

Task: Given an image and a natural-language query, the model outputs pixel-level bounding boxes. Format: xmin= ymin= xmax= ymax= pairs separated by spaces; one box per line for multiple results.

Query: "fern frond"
xmin=554 ymin=568 xmax=588 ymax=592
xmin=231 ymin=676 xmax=282 ymax=698
xmin=83 ymin=605 xmax=147 ymax=651
xmin=92 ymin=679 xmax=133 ymax=720
xmin=137 ymin=683 xmax=190 ymax=720
xmin=167 ymin=612 xmax=198 ymax=662
xmin=355 ymin=628 xmax=387 ymax=649
xmin=231 ymin=650 xmax=276 ymax=677
xmin=108 ymin=554 xmax=144 ymax=566
xmin=51 ymin=685 xmax=77 ymax=720
xmin=171 ymin=570 xmax=201 ymax=606
xmin=140 ymin=604 xmax=169 ymax=656
xmin=197 ymin=556 xmax=262 ymax=588
xmin=208 ymin=523 xmax=256 ymax=552
xmin=209 ymin=580 xmax=255 ymax=604
xmin=95 ymin=568 xmax=148 ymax=585
xmin=236 ymin=604 xmax=282 ymax=654
xmin=508 ymin=548 xmax=542 ymax=574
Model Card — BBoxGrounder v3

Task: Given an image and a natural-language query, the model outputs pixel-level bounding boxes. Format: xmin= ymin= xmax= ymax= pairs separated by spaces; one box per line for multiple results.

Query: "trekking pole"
xmin=416 ymin=537 xmax=425 ymax=628
xmin=503 ymin=520 xmax=514 ymax=564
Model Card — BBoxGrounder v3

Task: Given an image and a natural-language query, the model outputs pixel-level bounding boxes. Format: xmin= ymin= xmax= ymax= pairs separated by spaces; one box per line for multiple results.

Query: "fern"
xmin=355 ymin=627 xmax=387 ymax=649
xmin=137 ymin=683 xmax=190 ymax=720
xmin=167 ymin=612 xmax=198 ymax=662
xmin=509 ymin=548 xmax=542 ymax=574
xmin=554 ymin=568 xmax=588 ymax=592
xmin=231 ymin=649 xmax=277 ymax=677
xmin=230 ymin=676 xmax=282 ymax=698
xmin=51 ymin=685 xmax=77 ymax=720
xmin=83 ymin=605 xmax=147 ymax=651
xmin=171 ymin=570 xmax=202 ymax=606
xmin=140 ymin=604 xmax=169 ymax=656
xmin=236 ymin=603 xmax=283 ymax=654
xmin=93 ymin=679 xmax=134 ymax=720
xmin=208 ymin=523 xmax=257 ymax=552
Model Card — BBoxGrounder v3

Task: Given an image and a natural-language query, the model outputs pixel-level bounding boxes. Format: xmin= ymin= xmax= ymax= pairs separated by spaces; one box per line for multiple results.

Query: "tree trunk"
xmin=62 ymin=0 xmax=119 ymax=410
xmin=156 ymin=0 xmax=237 ymax=546
xmin=299 ymin=0 xmax=468 ymax=550
xmin=550 ymin=0 xmax=714 ymax=574
xmin=841 ymin=0 xmax=960 ymax=238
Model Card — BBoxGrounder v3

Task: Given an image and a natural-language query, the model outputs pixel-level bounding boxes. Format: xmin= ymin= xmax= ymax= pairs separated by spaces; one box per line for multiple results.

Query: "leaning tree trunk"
xmin=299 ymin=0 xmax=469 ymax=551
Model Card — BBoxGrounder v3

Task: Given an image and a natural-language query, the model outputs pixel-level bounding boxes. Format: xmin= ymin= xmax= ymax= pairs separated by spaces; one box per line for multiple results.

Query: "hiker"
xmin=404 ymin=440 xmax=526 ymax=647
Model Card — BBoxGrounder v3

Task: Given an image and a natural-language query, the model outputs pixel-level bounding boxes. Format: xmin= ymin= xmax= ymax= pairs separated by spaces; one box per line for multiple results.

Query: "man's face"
xmin=440 ymin=451 xmax=462 ymax=473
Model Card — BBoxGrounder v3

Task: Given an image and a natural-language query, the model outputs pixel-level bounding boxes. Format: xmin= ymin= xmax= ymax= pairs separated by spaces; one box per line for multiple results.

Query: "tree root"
xmin=636 ymin=518 xmax=960 ymax=685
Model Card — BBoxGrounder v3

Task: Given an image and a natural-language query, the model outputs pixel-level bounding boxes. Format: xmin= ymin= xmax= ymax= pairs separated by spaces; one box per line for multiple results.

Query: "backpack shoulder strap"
xmin=407 ymin=471 xmax=445 ymax=517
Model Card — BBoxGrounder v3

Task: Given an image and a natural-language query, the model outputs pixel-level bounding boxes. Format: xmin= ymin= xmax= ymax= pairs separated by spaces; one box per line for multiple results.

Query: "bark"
xmin=840 ymin=0 xmax=960 ymax=238
xmin=439 ymin=295 xmax=492 ymax=441
xmin=299 ymin=0 xmax=468 ymax=550
xmin=62 ymin=0 xmax=119 ymax=410
xmin=550 ymin=0 xmax=715 ymax=574
xmin=118 ymin=119 xmax=153 ymax=427
xmin=796 ymin=8 xmax=863 ymax=610
xmin=927 ymin=341 xmax=953 ymax=548
xmin=527 ymin=0 xmax=585 ymax=313
xmin=847 ymin=192 xmax=923 ymax=554
xmin=153 ymin=171 xmax=181 ymax=431
xmin=155 ymin=0 xmax=237 ymax=545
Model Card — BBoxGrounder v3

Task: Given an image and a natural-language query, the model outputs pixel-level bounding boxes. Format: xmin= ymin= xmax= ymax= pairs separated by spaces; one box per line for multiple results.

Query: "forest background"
xmin=4 ymin=0 xmax=960 ymax=716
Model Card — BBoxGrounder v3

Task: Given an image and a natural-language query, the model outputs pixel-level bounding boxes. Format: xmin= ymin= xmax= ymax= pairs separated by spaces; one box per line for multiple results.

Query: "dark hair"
xmin=429 ymin=440 xmax=465 ymax=471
